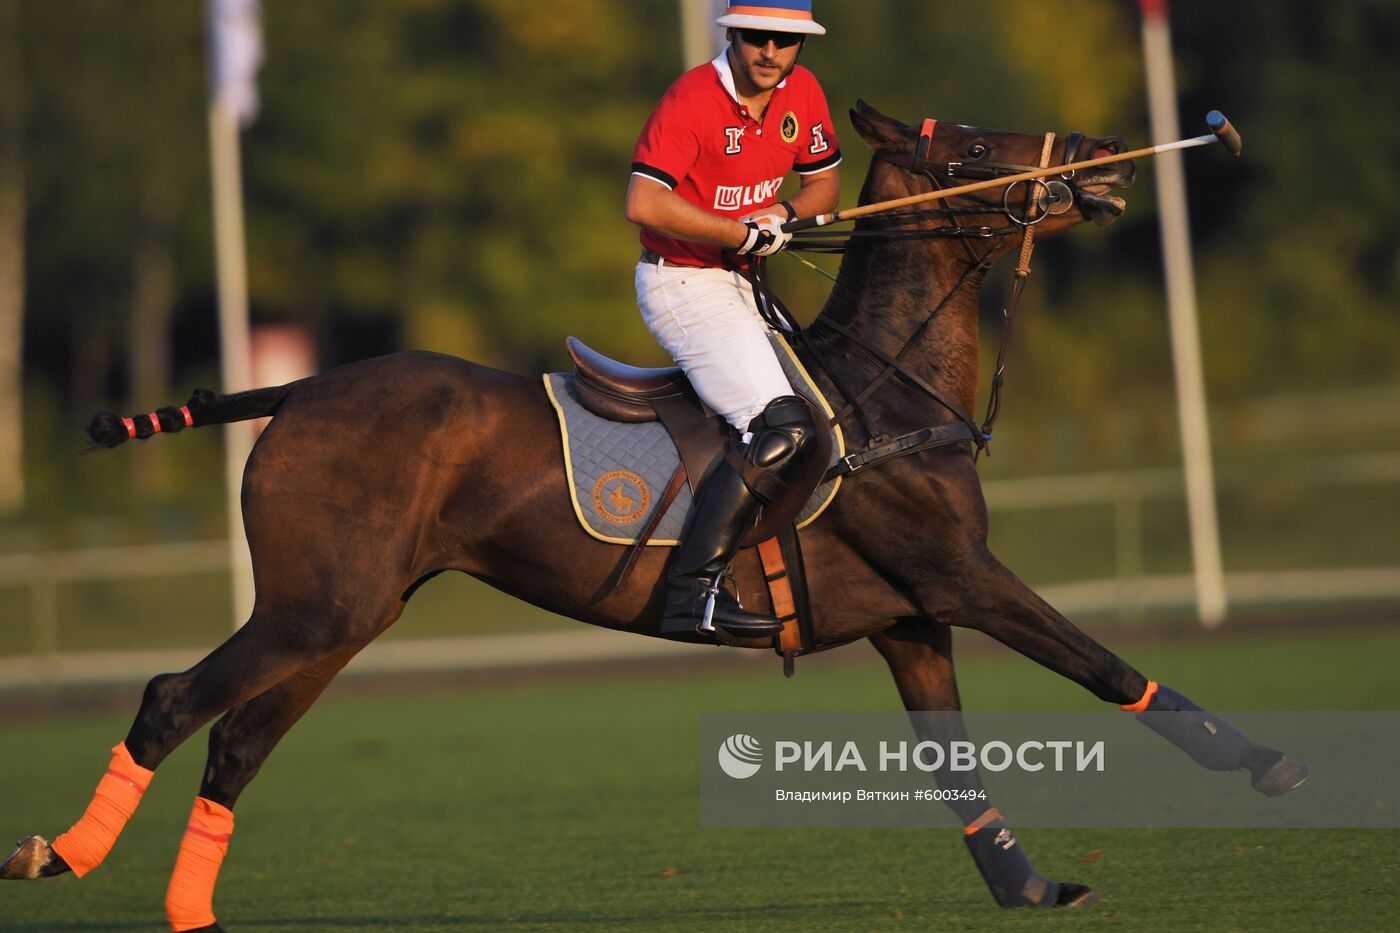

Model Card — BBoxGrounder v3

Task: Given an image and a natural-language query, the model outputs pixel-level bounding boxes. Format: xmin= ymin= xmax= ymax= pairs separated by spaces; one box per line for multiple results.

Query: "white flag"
xmin=209 ymin=0 xmax=263 ymax=127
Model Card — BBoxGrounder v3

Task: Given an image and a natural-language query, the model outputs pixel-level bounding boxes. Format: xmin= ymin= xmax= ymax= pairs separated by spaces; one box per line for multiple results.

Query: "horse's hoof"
xmin=0 ymin=835 xmax=52 ymax=881
xmin=1252 ymin=755 xmax=1310 ymax=797
xmin=1055 ymin=882 xmax=1100 ymax=907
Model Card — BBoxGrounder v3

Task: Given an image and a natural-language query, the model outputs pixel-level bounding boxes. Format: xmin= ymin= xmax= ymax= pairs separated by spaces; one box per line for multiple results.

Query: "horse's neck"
xmin=812 ymin=237 xmax=985 ymax=427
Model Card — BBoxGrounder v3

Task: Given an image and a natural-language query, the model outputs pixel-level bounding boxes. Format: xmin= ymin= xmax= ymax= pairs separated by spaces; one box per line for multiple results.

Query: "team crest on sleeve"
xmin=781 ymin=112 xmax=800 ymax=144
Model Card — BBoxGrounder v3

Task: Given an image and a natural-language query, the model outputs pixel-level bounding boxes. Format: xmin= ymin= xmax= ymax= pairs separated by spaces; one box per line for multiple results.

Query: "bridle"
xmin=742 ymin=119 xmax=1091 ymax=478
xmin=885 ymin=119 xmax=1096 ymax=222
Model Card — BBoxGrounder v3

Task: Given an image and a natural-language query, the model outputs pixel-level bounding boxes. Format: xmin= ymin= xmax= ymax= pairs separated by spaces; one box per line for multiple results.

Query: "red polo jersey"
xmin=631 ymin=51 xmax=842 ymax=268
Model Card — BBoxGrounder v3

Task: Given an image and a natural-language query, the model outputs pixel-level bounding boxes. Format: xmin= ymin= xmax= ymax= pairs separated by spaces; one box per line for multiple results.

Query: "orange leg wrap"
xmin=963 ymin=807 xmax=1004 ymax=835
xmin=165 ymin=797 xmax=235 ymax=933
xmin=50 ymin=742 xmax=155 ymax=878
xmin=1120 ymin=679 xmax=1160 ymax=712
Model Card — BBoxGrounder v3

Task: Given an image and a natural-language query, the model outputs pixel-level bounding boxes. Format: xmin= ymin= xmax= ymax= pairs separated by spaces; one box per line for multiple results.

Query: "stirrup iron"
xmin=698 ymin=585 xmax=719 ymax=634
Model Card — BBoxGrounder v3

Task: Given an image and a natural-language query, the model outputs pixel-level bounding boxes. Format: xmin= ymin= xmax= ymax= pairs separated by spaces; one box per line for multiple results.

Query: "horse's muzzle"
xmin=1074 ymin=140 xmax=1135 ymax=226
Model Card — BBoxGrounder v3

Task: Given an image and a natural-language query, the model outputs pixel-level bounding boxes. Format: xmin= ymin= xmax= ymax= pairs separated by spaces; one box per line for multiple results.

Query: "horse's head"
xmin=849 ymin=101 xmax=1135 ymax=239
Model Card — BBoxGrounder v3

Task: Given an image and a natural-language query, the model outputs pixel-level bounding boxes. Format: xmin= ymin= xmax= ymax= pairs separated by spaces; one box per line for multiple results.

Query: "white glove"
xmin=737 ymin=214 xmax=793 ymax=257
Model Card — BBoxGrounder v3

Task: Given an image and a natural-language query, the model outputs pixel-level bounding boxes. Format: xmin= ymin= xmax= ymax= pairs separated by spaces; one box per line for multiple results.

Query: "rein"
xmin=741 ymin=122 xmax=1071 ymax=477
xmin=977 ymin=130 xmax=1059 ymax=460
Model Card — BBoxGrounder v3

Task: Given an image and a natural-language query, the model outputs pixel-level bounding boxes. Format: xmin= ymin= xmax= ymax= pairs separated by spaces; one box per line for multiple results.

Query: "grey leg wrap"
xmin=1136 ymin=685 xmax=1248 ymax=771
xmin=1136 ymin=684 xmax=1310 ymax=795
xmin=963 ymin=819 xmax=1059 ymax=908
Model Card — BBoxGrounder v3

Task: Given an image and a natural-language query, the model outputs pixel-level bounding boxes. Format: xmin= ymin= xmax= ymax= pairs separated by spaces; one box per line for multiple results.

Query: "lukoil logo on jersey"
xmin=713 ymin=176 xmax=785 ymax=211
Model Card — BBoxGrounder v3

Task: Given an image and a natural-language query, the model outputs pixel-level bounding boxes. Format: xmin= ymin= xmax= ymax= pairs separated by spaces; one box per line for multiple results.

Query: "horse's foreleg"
xmin=869 ymin=621 xmax=986 ymax=825
xmin=163 ymin=645 xmax=361 ymax=933
xmin=869 ymin=620 xmax=1096 ymax=908
xmin=943 ymin=550 xmax=1149 ymax=705
xmin=947 ymin=554 xmax=1308 ymax=795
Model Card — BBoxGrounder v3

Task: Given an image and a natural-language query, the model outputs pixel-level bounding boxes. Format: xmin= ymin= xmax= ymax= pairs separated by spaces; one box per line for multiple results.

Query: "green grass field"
xmin=2 ymin=623 xmax=1398 ymax=931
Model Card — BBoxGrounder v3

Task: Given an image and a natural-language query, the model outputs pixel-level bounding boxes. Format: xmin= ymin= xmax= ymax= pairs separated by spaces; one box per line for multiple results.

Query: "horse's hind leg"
xmin=5 ymin=605 xmax=360 ymax=882
xmin=870 ymin=619 xmax=1096 ymax=909
xmin=121 ymin=608 xmax=348 ymax=769
xmin=946 ymin=553 xmax=1307 ymax=795
xmin=163 ymin=644 xmax=363 ymax=933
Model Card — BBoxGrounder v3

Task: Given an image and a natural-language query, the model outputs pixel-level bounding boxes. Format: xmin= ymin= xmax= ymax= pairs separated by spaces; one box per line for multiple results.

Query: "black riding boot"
xmin=660 ymin=396 xmax=816 ymax=639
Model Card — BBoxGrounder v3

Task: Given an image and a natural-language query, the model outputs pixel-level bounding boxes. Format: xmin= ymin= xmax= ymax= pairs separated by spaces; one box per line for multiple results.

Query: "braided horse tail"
xmin=86 ymin=382 xmax=303 ymax=450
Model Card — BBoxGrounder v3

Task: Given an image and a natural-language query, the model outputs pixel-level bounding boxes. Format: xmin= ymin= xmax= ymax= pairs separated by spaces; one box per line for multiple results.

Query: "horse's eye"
xmin=967 ymin=143 xmax=989 ymax=160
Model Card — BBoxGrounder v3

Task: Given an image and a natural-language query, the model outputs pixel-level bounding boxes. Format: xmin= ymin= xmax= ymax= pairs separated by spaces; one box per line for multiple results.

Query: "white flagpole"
xmin=679 ymin=0 xmax=728 ymax=68
xmin=1139 ymin=0 xmax=1228 ymax=627
xmin=207 ymin=0 xmax=262 ymax=630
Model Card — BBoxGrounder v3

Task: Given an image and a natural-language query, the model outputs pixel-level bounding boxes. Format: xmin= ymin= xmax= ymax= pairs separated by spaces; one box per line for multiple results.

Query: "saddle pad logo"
xmin=780 ymin=111 xmax=799 ymax=143
xmin=592 ymin=470 xmax=650 ymax=524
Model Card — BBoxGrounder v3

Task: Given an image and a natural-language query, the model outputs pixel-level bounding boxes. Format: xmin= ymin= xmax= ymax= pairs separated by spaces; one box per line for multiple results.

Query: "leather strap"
xmin=757 ymin=537 xmax=800 ymax=655
xmin=1062 ymin=131 xmax=1086 ymax=167
xmin=815 ymin=315 xmax=984 ymax=442
xmin=977 ymin=132 xmax=1056 ymax=456
xmin=824 ymin=422 xmax=977 ymax=482
xmin=586 ymin=463 xmax=689 ymax=606
xmin=651 ymin=392 xmax=728 ymax=496
xmin=911 ymin=118 xmax=937 ymax=173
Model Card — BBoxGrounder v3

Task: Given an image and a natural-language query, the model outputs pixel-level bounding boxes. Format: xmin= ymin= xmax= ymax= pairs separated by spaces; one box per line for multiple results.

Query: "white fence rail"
xmin=2 ymin=451 xmax=1398 ymax=690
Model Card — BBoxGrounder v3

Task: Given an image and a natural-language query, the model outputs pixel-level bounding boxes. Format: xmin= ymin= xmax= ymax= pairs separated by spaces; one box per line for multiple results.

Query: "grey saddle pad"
xmin=544 ymin=334 xmax=845 ymax=546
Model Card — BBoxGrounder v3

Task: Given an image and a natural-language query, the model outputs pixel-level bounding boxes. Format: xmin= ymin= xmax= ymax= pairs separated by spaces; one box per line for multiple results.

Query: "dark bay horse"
xmin=3 ymin=103 xmax=1306 ymax=924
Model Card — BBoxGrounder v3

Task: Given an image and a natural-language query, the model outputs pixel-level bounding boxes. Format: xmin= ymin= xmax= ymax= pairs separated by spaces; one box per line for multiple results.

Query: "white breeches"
xmin=635 ymin=260 xmax=793 ymax=432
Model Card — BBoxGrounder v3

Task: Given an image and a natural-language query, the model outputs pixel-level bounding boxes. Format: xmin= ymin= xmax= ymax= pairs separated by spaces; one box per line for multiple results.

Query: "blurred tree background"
xmin=2 ymin=0 xmax=1398 ymax=557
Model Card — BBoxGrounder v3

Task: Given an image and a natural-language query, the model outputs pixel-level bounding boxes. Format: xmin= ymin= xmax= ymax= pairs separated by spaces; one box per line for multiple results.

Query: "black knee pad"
xmin=744 ymin=396 xmax=816 ymax=470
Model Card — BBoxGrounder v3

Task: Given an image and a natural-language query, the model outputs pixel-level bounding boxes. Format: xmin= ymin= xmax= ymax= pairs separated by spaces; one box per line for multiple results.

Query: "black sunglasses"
xmin=736 ymin=28 xmax=805 ymax=50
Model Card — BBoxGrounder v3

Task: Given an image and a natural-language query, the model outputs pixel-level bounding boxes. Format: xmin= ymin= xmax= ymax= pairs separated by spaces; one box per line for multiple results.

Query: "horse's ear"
xmin=850 ymin=100 xmax=910 ymax=151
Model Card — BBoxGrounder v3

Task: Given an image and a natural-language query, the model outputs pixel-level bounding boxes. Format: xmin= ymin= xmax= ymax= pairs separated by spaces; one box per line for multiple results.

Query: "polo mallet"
xmin=782 ymin=111 xmax=1241 ymax=233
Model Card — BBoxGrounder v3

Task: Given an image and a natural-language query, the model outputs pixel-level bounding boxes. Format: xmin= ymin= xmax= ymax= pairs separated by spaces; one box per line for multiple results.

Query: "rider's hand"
xmin=737 ymin=214 xmax=793 ymax=257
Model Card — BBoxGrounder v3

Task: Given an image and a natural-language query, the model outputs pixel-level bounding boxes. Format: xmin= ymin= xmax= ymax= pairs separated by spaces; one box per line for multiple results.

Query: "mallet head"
xmin=1206 ymin=110 xmax=1242 ymax=157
